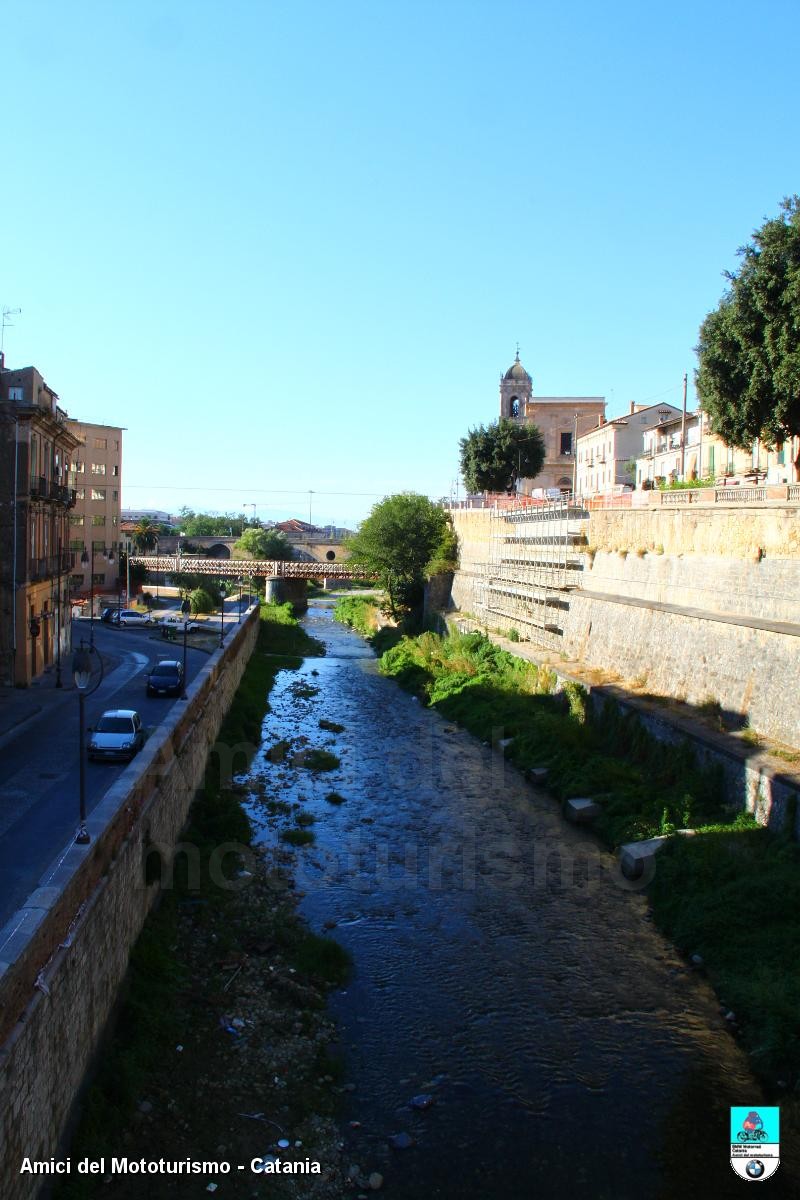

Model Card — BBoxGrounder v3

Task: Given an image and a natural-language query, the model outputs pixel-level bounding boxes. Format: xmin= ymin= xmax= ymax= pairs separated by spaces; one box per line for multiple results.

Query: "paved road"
xmin=0 ymin=614 xmax=223 ymax=930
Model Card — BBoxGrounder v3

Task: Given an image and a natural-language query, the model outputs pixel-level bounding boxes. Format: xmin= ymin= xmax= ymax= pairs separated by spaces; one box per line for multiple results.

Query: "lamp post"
xmin=219 ymin=584 xmax=226 ymax=648
xmin=181 ymin=597 xmax=191 ymax=699
xmin=72 ymin=640 xmax=103 ymax=845
xmin=55 ymin=535 xmax=63 ymax=688
xmin=81 ymin=543 xmax=113 ymax=647
xmin=152 ymin=534 xmax=160 ymax=607
xmin=238 ymin=576 xmax=243 ymax=623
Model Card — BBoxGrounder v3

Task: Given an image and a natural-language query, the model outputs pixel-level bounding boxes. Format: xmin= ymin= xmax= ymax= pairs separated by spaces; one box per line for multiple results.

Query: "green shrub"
xmin=189 ymin=587 xmax=214 ymax=614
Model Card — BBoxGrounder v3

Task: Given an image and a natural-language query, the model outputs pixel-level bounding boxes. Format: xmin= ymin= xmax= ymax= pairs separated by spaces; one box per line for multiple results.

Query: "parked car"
xmin=99 ymin=607 xmax=115 ymax=623
xmin=159 ymin=614 xmax=204 ymax=633
xmin=146 ymin=659 xmax=184 ymax=697
xmin=87 ymin=709 xmax=145 ymax=761
xmin=112 ymin=609 xmax=152 ymax=627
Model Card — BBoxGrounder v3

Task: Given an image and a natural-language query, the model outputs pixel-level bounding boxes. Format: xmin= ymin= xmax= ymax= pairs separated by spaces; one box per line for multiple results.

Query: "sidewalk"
xmin=0 ymin=670 xmax=79 ymax=745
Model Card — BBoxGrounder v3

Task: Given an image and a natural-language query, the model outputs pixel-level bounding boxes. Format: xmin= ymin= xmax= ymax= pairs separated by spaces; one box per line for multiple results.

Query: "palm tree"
xmin=132 ymin=518 xmax=158 ymax=552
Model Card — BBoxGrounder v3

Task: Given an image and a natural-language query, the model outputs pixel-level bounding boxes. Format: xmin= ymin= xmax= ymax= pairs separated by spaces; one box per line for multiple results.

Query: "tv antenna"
xmin=1 ymin=307 xmax=21 ymax=352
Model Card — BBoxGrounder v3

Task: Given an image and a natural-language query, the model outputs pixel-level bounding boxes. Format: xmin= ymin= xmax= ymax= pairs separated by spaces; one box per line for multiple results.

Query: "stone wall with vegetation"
xmin=449 ymin=507 xmax=800 ymax=748
xmin=0 ymin=610 xmax=260 ymax=1200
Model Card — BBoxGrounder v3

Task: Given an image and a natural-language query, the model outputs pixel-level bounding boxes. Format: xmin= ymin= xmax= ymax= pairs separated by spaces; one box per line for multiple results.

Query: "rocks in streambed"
xmin=563 ymin=797 xmax=601 ymax=824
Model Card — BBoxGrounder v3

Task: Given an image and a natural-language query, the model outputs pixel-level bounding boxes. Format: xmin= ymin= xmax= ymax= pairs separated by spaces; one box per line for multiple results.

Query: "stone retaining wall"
xmin=448 ymin=508 xmax=800 ymax=748
xmin=0 ymin=608 xmax=260 ymax=1199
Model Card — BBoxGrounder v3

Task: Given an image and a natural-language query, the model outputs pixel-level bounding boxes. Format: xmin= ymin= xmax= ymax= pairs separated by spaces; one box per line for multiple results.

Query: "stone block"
xmin=618 ymin=836 xmax=670 ymax=879
xmin=563 ymin=797 xmax=600 ymax=824
xmin=526 ymin=767 xmax=549 ymax=785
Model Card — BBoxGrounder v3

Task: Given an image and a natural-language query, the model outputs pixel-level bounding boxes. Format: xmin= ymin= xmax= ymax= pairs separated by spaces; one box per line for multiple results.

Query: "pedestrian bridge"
xmin=128 ymin=555 xmax=375 ymax=581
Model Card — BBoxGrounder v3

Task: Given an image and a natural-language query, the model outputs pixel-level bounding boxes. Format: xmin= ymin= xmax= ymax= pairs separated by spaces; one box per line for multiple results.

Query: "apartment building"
xmin=65 ymin=420 xmax=124 ymax=603
xmin=636 ymin=411 xmax=800 ymax=487
xmin=576 ymin=402 xmax=682 ymax=497
xmin=0 ymin=357 xmax=80 ymax=685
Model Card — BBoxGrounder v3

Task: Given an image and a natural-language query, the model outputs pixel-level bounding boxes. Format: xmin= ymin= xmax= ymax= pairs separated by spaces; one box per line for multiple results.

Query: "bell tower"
xmin=499 ymin=346 xmax=533 ymax=420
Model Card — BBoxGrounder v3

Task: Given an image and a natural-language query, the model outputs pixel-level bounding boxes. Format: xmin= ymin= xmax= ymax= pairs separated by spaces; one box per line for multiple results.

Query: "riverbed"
xmin=244 ymin=602 xmax=777 ymax=1199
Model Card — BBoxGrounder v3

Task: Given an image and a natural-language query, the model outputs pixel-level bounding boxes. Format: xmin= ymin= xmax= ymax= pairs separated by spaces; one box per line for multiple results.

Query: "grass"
xmin=379 ymin=630 xmax=731 ymax=846
xmin=650 ymin=824 xmax=800 ymax=1079
xmin=281 ymin=827 xmax=316 ymax=846
xmin=333 ymin=595 xmax=404 ymax=655
xmin=296 ymin=748 xmax=340 ymax=772
xmin=376 ymin=628 xmax=800 ymax=1085
xmin=319 ymin=718 xmax=345 ymax=733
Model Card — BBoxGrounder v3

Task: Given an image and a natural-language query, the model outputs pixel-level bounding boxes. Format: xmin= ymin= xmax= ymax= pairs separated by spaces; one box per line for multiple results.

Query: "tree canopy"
xmin=232 ymin=527 xmax=294 ymax=561
xmin=695 ymin=196 xmax=800 ymax=450
xmin=459 ymin=417 xmax=546 ymax=493
xmin=347 ymin=492 xmax=457 ymax=618
xmin=177 ymin=507 xmax=246 ymax=537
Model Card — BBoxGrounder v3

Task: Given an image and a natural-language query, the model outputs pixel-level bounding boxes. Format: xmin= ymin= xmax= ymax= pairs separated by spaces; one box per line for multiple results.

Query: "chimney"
xmin=629 ymin=400 xmax=635 ymax=415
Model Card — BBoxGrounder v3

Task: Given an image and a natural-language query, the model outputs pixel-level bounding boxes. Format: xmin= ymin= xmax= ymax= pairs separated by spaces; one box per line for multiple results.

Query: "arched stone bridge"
xmin=128 ymin=555 xmax=375 ymax=581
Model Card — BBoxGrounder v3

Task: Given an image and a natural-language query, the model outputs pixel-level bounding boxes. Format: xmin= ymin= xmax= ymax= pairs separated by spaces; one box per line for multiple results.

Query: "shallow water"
xmin=245 ymin=604 xmax=780 ymax=1199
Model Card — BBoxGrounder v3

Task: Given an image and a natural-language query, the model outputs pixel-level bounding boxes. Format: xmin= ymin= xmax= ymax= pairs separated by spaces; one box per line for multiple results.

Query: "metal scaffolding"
xmin=480 ymin=498 xmax=588 ymax=646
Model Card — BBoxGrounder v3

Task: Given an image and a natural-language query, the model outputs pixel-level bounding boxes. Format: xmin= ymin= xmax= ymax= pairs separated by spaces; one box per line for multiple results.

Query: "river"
xmin=244 ymin=602 xmax=781 ymax=1199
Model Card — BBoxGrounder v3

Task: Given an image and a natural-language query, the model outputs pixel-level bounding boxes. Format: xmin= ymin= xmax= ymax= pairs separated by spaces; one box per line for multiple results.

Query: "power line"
xmin=122 ymin=484 xmax=385 ymax=497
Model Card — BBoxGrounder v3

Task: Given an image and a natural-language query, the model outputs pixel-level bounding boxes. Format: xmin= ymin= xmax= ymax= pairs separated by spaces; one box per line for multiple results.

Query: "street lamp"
xmin=181 ymin=597 xmax=191 ymax=699
xmin=72 ymin=640 xmax=104 ymax=845
xmin=152 ymin=534 xmax=160 ymax=607
xmin=219 ymin=583 xmax=226 ymax=648
xmin=238 ymin=575 xmax=243 ymax=623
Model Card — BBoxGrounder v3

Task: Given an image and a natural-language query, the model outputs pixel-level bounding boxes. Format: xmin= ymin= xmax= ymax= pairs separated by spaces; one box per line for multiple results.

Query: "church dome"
xmin=504 ymin=350 xmax=531 ymax=383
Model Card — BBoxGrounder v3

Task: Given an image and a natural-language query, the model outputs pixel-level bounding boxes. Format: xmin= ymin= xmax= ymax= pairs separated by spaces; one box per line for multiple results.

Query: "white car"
xmin=160 ymin=614 xmax=204 ymax=633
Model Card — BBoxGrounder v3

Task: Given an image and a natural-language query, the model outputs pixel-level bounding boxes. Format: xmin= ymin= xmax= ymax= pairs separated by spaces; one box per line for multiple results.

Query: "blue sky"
xmin=3 ymin=0 xmax=798 ymax=527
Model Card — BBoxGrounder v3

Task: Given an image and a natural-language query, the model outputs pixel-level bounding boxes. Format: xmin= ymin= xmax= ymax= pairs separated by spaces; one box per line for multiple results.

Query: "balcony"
xmin=28 ymin=550 xmax=75 ymax=582
xmin=27 ymin=478 xmax=76 ymax=506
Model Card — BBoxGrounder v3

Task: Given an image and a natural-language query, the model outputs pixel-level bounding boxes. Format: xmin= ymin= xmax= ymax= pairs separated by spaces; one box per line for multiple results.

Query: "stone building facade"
xmin=0 ymin=358 xmax=80 ymax=685
xmin=500 ymin=350 xmax=605 ymax=494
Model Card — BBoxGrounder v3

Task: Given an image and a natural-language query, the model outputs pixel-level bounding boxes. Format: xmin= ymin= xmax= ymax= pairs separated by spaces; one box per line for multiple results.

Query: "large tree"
xmin=696 ymin=196 xmax=800 ymax=451
xmin=347 ymin=492 xmax=457 ymax=618
xmin=232 ymin=527 xmax=293 ymax=560
xmin=459 ymin=417 xmax=546 ymax=493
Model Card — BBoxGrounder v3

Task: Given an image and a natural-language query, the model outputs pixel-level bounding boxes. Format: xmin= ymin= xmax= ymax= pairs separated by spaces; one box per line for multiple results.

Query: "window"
xmin=92 ymin=515 xmax=106 ymax=527
xmin=8 ymin=385 xmax=23 ymax=401
xmin=70 ymin=574 xmax=84 ymax=590
xmin=75 ymin=488 xmax=85 ymax=501
xmin=92 ymin=539 xmax=106 ymax=553
xmin=93 ymin=437 xmax=108 ymax=449
xmin=92 ymin=573 xmax=105 ymax=586
xmin=70 ymin=514 xmax=84 ymax=526
xmin=112 ymin=515 xmax=118 ymax=526
xmin=112 ymin=490 xmax=119 ymax=501
xmin=560 ymin=432 xmax=573 ymax=456
xmin=69 ymin=538 xmax=83 ymax=552
xmin=91 ymin=488 xmax=105 ymax=501
xmin=708 ymin=445 xmax=715 ymax=474
xmin=777 ymin=443 xmax=786 ymax=466
xmin=510 ymin=396 xmax=520 ymax=418
xmin=74 ymin=461 xmax=85 ymax=474
xmin=113 ymin=439 xmax=120 ymax=450
xmin=91 ymin=463 xmax=106 ymax=475
xmin=112 ymin=464 xmax=119 ymax=477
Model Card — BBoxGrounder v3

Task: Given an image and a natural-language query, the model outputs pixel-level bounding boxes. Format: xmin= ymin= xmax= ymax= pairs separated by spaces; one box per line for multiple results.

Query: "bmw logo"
xmin=746 ymin=1160 xmax=765 ymax=1179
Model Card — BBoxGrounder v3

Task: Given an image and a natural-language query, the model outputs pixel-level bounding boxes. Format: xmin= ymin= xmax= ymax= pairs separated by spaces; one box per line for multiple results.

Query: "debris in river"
xmin=410 ymin=1094 xmax=434 ymax=1110
xmin=389 ymin=1131 xmax=415 ymax=1150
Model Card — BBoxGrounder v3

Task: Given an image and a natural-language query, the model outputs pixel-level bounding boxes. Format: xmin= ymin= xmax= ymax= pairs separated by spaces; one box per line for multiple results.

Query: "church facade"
xmin=499 ymin=351 xmax=605 ymax=494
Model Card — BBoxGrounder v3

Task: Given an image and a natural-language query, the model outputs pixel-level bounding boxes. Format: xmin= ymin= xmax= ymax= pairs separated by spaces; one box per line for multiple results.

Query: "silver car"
xmin=113 ymin=609 xmax=152 ymax=627
xmin=88 ymin=709 xmax=145 ymax=762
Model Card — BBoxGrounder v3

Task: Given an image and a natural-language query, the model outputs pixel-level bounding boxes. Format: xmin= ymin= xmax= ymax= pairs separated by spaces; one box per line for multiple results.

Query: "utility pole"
xmin=680 ymin=373 xmax=688 ymax=480
xmin=572 ymin=412 xmax=579 ymax=499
